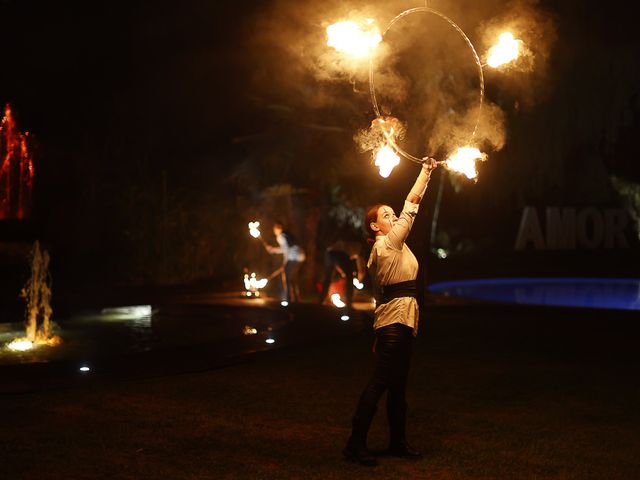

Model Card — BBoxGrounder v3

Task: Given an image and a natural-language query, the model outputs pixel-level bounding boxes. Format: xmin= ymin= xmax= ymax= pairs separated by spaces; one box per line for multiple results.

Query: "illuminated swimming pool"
xmin=428 ymin=278 xmax=640 ymax=311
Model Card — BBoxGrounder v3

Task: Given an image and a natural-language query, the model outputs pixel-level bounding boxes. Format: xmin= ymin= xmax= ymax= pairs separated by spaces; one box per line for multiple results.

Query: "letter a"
xmin=515 ymin=207 xmax=546 ymax=250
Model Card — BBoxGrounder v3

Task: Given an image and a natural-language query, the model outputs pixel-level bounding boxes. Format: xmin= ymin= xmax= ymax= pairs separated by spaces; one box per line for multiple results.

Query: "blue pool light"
xmin=428 ymin=277 xmax=640 ymax=311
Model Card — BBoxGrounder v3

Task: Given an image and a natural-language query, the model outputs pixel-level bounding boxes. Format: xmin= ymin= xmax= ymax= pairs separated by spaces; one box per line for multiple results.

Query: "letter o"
xmin=577 ymin=208 xmax=604 ymax=249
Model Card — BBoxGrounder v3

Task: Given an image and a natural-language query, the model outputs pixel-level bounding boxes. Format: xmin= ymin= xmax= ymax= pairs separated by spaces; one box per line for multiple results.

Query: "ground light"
xmin=100 ymin=305 xmax=152 ymax=319
xmin=280 ymin=301 xmax=289 ymax=307
xmin=79 ymin=366 xmax=91 ymax=373
xmin=265 ymin=338 xmax=275 ymax=344
xmin=341 ymin=315 xmax=350 ymax=321
xmin=7 ymin=339 xmax=34 ymax=351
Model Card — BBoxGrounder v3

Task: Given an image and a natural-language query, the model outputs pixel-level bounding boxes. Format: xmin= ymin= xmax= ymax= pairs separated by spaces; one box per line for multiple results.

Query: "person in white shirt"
xmin=343 ymin=160 xmax=436 ymax=466
xmin=265 ymin=221 xmax=306 ymax=303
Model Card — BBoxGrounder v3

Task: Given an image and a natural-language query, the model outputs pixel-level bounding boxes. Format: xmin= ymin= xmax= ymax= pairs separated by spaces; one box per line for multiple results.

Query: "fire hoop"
xmin=369 ymin=7 xmax=485 ymax=164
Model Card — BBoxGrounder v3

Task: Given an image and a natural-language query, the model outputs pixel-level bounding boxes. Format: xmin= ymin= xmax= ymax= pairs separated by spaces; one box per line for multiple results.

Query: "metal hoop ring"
xmin=369 ymin=7 xmax=485 ymax=164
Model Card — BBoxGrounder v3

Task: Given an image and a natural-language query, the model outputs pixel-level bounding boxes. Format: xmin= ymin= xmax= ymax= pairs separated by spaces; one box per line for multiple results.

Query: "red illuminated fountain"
xmin=0 ymin=104 xmax=34 ymax=220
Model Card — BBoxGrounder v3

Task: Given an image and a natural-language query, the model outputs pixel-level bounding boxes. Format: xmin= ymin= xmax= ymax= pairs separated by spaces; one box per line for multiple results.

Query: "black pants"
xmin=283 ymin=260 xmax=302 ymax=302
xmin=352 ymin=323 xmax=414 ymax=442
xmin=319 ymin=250 xmax=355 ymax=306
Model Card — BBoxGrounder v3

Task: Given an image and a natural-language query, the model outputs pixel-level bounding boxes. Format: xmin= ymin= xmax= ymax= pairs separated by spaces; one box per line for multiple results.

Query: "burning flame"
xmin=326 ymin=19 xmax=382 ymax=59
xmin=375 ymin=144 xmax=400 ymax=178
xmin=244 ymin=272 xmax=268 ymax=297
xmin=248 ymin=221 xmax=261 ymax=238
xmin=444 ymin=147 xmax=487 ymax=180
xmin=486 ymin=32 xmax=520 ymax=68
xmin=331 ymin=293 xmax=346 ymax=308
xmin=243 ymin=325 xmax=258 ymax=335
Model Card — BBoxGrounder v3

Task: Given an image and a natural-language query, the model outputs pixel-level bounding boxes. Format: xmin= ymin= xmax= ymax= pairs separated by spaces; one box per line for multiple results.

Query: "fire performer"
xmin=343 ymin=160 xmax=436 ymax=466
xmin=265 ymin=221 xmax=306 ymax=303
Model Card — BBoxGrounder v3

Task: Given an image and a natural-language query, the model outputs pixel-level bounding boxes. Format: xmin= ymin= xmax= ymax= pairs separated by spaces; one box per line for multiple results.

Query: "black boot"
xmin=343 ymin=415 xmax=377 ymax=466
xmin=387 ymin=401 xmax=422 ymax=458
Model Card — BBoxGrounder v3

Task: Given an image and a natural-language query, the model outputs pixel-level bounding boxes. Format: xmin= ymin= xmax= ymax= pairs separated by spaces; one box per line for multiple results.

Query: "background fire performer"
xmin=317 ymin=238 xmax=365 ymax=310
xmin=343 ymin=160 xmax=435 ymax=466
xmin=265 ymin=221 xmax=306 ymax=303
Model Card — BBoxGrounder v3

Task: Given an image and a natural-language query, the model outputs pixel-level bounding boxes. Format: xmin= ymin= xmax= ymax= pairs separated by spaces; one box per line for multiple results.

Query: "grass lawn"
xmin=2 ymin=304 xmax=639 ymax=479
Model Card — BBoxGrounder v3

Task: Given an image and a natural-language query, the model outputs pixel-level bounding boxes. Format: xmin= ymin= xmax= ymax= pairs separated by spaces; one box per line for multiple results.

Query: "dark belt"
xmin=380 ymin=280 xmax=417 ymax=304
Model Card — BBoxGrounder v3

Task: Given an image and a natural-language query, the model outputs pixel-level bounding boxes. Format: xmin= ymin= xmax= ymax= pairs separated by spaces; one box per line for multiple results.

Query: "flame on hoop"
xmin=444 ymin=147 xmax=487 ymax=180
xmin=487 ymin=32 xmax=520 ymax=68
xmin=374 ymin=144 xmax=400 ymax=178
xmin=326 ymin=19 xmax=382 ymax=59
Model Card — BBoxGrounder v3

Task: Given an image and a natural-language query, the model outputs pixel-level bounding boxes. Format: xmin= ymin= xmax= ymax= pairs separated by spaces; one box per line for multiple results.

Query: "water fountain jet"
xmin=6 ymin=241 xmax=61 ymax=351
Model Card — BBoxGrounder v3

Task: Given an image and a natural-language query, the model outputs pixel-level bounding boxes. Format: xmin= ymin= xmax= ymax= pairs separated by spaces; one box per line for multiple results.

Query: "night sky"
xmin=2 ymin=1 xmax=262 ymax=168
xmin=2 ymin=0 xmax=639 ymax=178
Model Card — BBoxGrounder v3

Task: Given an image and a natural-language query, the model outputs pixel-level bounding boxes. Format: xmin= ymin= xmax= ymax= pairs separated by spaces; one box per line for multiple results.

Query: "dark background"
xmin=1 ymin=0 xmax=638 ymax=303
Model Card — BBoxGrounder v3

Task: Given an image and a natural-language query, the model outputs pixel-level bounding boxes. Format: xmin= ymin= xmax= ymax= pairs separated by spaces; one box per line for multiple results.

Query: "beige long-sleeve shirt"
xmin=367 ymin=201 xmax=420 ymax=336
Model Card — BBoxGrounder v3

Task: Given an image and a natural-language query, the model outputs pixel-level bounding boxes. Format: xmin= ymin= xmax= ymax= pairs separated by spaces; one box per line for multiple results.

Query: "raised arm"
xmin=406 ymin=160 xmax=435 ymax=205
xmin=386 ymin=162 xmax=435 ymax=249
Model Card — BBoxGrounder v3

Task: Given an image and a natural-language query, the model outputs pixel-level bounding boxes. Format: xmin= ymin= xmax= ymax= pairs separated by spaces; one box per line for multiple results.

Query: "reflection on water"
xmin=1 ymin=303 xmax=291 ymax=365
xmin=100 ymin=305 xmax=153 ymax=320
xmin=429 ymin=278 xmax=640 ymax=311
